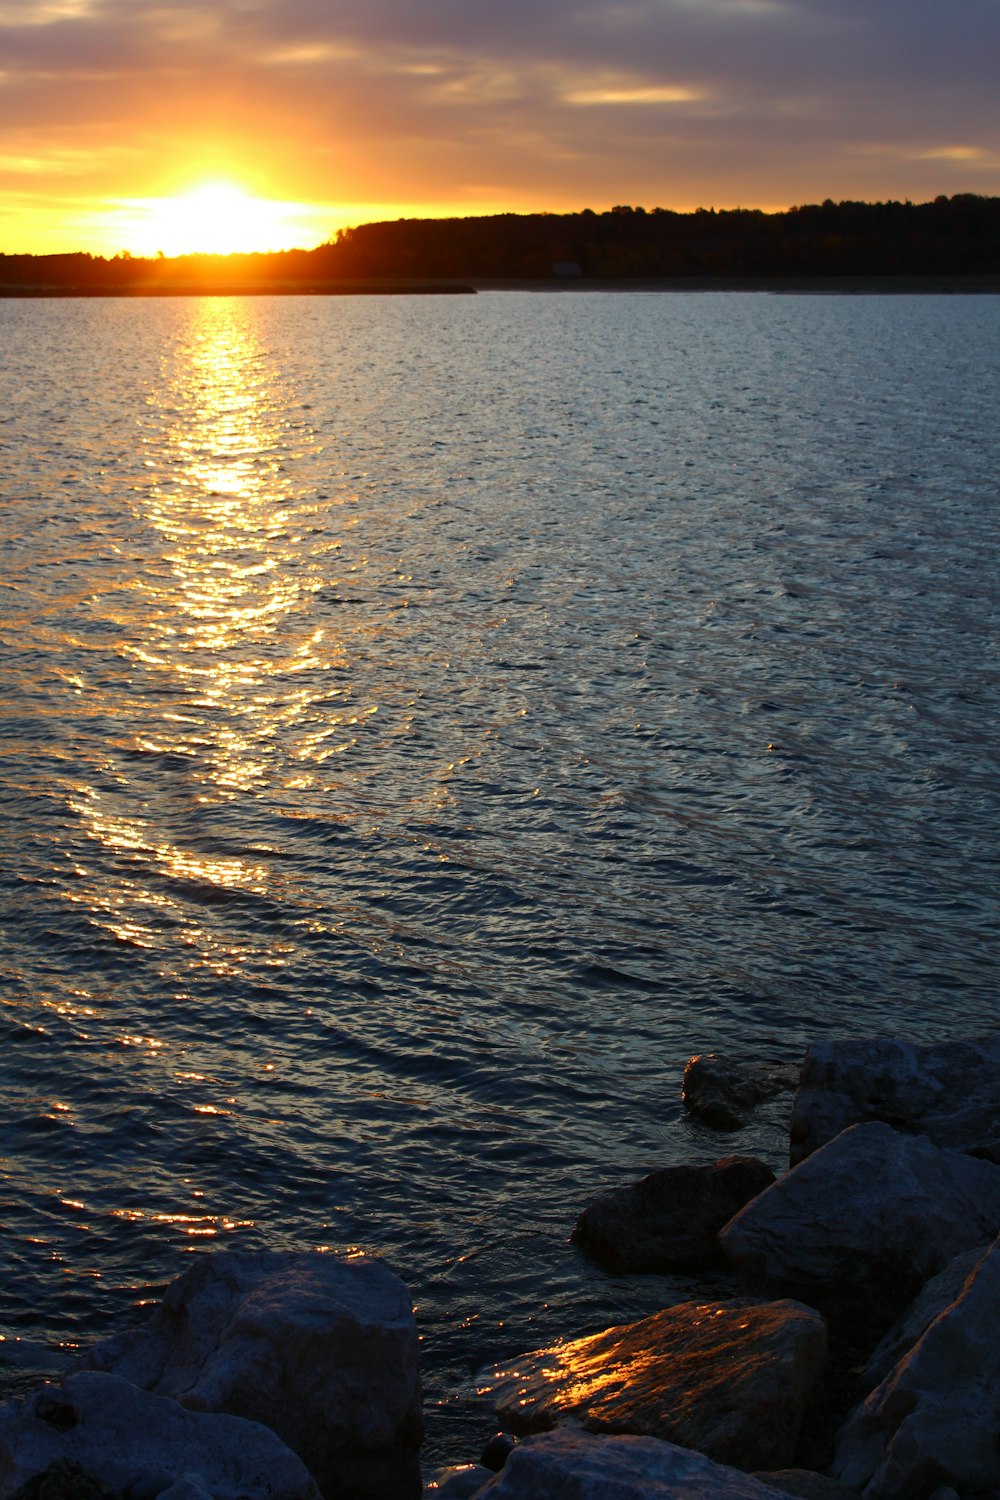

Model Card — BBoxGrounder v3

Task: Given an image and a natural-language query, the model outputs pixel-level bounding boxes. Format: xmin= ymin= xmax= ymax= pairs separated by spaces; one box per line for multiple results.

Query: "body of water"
xmin=1 ymin=291 xmax=998 ymax=1465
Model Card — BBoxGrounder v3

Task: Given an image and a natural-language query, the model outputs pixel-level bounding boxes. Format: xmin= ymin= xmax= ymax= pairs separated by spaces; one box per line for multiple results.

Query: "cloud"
xmin=0 ymin=0 xmax=997 ymax=250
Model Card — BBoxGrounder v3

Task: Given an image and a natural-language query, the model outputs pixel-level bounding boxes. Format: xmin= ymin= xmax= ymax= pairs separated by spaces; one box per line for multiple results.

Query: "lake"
xmin=1 ymin=290 xmax=997 ymax=1466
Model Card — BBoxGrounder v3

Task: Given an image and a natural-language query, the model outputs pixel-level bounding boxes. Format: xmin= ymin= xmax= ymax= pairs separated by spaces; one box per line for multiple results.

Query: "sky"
xmin=1 ymin=0 xmax=998 ymax=256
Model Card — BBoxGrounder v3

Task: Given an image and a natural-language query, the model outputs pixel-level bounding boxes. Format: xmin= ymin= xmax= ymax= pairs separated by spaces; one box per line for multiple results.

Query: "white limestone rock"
xmin=789 ymin=1034 xmax=1000 ymax=1166
xmin=0 ymin=1371 xmax=320 ymax=1500
xmin=83 ymin=1249 xmax=423 ymax=1500
xmin=475 ymin=1430 xmax=797 ymax=1498
xmin=719 ymin=1121 xmax=1000 ymax=1318
xmin=833 ymin=1234 xmax=1000 ymax=1500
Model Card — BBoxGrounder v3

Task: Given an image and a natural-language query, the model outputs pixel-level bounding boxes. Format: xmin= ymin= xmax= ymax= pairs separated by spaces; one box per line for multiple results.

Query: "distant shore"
xmin=2 ymin=274 xmax=999 ymax=298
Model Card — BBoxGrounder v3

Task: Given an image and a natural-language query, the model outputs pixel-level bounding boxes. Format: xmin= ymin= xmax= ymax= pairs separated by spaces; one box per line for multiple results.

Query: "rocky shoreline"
xmin=2 ymin=1034 xmax=997 ymax=1500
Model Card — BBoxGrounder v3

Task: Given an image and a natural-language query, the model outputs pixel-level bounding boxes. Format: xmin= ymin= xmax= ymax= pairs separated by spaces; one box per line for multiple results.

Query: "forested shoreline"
xmin=2 ymin=194 xmax=998 ymax=292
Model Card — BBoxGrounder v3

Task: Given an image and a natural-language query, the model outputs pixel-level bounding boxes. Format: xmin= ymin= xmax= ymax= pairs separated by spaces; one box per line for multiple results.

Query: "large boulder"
xmin=572 ymin=1157 xmax=776 ymax=1273
xmin=719 ymin=1122 xmax=1000 ymax=1320
xmin=82 ymin=1250 xmax=422 ymax=1500
xmin=789 ymin=1034 xmax=1000 ymax=1166
xmin=834 ymin=1235 xmax=1000 ymax=1500
xmin=476 ymin=1299 xmax=826 ymax=1472
xmin=683 ymin=1056 xmax=801 ymax=1133
xmin=863 ymin=1244 xmax=989 ymax=1388
xmin=0 ymin=1371 xmax=320 ymax=1500
xmin=475 ymin=1430 xmax=798 ymax=1498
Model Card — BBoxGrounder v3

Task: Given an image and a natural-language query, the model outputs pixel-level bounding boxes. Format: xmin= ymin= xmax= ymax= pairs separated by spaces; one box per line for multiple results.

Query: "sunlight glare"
xmin=132 ymin=181 xmax=313 ymax=256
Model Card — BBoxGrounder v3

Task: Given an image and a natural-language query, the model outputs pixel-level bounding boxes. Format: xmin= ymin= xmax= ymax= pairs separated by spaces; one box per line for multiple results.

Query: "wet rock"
xmin=476 ymin=1298 xmax=826 ymax=1472
xmin=0 ymin=1371 xmax=320 ymax=1500
xmin=834 ymin=1235 xmax=1000 ymax=1500
xmin=423 ymin=1464 xmax=492 ymax=1497
xmin=683 ymin=1056 xmax=801 ymax=1132
xmin=83 ymin=1249 xmax=422 ymax=1500
xmin=719 ymin=1122 xmax=1000 ymax=1321
xmin=479 ymin=1434 xmax=517 ymax=1471
xmin=474 ymin=1430 xmax=795 ymax=1497
xmin=789 ymin=1034 xmax=1000 ymax=1166
xmin=751 ymin=1472 xmax=859 ymax=1500
xmin=572 ymin=1156 xmax=776 ymax=1273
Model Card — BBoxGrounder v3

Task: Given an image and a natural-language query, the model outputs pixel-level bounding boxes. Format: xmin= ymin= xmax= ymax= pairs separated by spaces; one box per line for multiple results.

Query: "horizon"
xmin=2 ymin=0 xmax=996 ymax=258
xmin=3 ymin=191 xmax=994 ymax=265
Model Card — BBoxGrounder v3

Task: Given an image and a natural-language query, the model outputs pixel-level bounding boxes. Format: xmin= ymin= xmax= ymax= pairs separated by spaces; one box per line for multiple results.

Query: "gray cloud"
xmin=1 ymin=0 xmax=997 ymax=223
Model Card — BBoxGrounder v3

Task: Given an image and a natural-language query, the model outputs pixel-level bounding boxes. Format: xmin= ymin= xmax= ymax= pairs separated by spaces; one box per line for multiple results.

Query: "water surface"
xmin=1 ymin=291 xmax=998 ymax=1463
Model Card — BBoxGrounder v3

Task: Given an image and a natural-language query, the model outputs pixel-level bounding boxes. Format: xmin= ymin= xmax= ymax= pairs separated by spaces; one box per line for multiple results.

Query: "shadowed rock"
xmin=573 ymin=1156 xmax=775 ymax=1272
xmin=475 ymin=1299 xmax=826 ymax=1472
xmin=834 ymin=1235 xmax=1000 ymax=1500
xmin=0 ymin=1371 xmax=320 ymax=1500
xmin=864 ymin=1243 xmax=990 ymax=1388
xmin=683 ymin=1056 xmax=801 ymax=1132
xmin=82 ymin=1250 xmax=422 ymax=1500
xmin=474 ymin=1430 xmax=804 ymax=1498
xmin=719 ymin=1122 xmax=1000 ymax=1321
xmin=789 ymin=1034 xmax=1000 ymax=1166
xmin=751 ymin=1472 xmax=859 ymax=1499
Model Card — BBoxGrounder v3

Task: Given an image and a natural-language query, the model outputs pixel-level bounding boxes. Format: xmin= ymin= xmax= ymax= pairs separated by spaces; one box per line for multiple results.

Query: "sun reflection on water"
xmin=127 ymin=297 xmax=341 ymax=803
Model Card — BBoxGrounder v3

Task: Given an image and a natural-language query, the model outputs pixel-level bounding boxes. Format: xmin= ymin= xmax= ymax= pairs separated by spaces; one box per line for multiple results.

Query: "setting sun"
xmin=124 ymin=182 xmax=326 ymax=257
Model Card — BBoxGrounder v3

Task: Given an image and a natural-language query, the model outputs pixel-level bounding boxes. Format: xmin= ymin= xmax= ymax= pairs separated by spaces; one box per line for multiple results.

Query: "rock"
xmin=833 ymin=1234 xmax=1000 ymax=1500
xmin=423 ymin=1465 xmax=493 ymax=1497
xmin=572 ymin=1156 xmax=776 ymax=1273
xmin=474 ymin=1430 xmax=796 ymax=1497
xmin=789 ymin=1034 xmax=1000 ymax=1166
xmin=157 ymin=1483 xmax=215 ymax=1500
xmin=719 ymin=1122 xmax=1000 ymax=1321
xmin=864 ymin=1244 xmax=990 ymax=1387
xmin=475 ymin=1298 xmax=826 ymax=1472
xmin=83 ymin=1249 xmax=422 ymax=1500
xmin=683 ymin=1056 xmax=801 ymax=1132
xmin=8 ymin=1457 xmax=121 ymax=1500
xmin=0 ymin=1371 xmax=320 ymax=1500
xmin=479 ymin=1434 xmax=517 ymax=1471
xmin=752 ymin=1472 xmax=860 ymax=1499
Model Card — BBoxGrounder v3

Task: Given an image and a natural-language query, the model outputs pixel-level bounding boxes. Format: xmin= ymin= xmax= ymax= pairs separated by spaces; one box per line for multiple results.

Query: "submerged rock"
xmin=833 ymin=1234 xmax=1000 ymax=1500
xmin=475 ymin=1430 xmax=796 ymax=1498
xmin=476 ymin=1298 xmax=826 ymax=1472
xmin=719 ymin=1121 xmax=1000 ymax=1320
xmin=683 ymin=1056 xmax=801 ymax=1133
xmin=572 ymin=1156 xmax=775 ymax=1273
xmin=82 ymin=1249 xmax=423 ymax=1500
xmin=789 ymin=1034 xmax=1000 ymax=1166
xmin=0 ymin=1371 xmax=319 ymax=1500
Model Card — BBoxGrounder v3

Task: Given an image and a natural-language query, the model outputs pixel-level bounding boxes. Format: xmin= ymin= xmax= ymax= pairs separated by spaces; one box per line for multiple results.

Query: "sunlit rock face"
xmin=0 ymin=1370 xmax=320 ymax=1500
xmin=474 ymin=1430 xmax=799 ymax=1498
xmin=82 ymin=1250 xmax=422 ymax=1500
xmin=719 ymin=1122 xmax=1000 ymax=1321
xmin=789 ymin=1034 xmax=1000 ymax=1166
xmin=834 ymin=1235 xmax=1000 ymax=1500
xmin=572 ymin=1156 xmax=775 ymax=1272
xmin=475 ymin=1299 xmax=827 ymax=1473
xmin=683 ymin=1056 xmax=801 ymax=1133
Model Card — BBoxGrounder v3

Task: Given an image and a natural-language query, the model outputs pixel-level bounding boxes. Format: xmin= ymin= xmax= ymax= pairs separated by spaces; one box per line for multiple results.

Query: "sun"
xmin=128 ymin=181 xmax=317 ymax=257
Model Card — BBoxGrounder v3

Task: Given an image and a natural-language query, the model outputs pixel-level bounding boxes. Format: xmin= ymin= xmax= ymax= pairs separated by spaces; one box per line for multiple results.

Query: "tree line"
xmin=2 ymin=195 xmax=997 ymax=290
